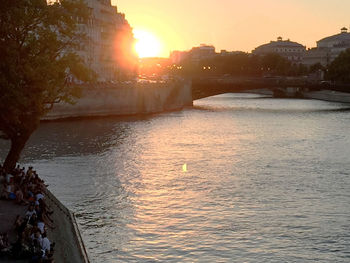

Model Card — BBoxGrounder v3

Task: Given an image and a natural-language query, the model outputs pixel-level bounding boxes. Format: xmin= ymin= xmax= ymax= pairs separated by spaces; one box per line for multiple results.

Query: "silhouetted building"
xmin=170 ymin=44 xmax=216 ymax=64
xmin=303 ymin=27 xmax=350 ymax=66
xmin=189 ymin=44 xmax=216 ymax=62
xmin=77 ymin=0 xmax=136 ymax=81
xmin=252 ymin=37 xmax=306 ymax=63
xmin=170 ymin=51 xmax=189 ymax=64
xmin=170 ymin=46 xmax=245 ymax=65
xmin=219 ymin=50 xmax=246 ymax=56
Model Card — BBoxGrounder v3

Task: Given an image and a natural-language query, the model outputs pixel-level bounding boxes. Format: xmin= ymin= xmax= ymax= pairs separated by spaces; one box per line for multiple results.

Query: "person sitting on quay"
xmin=5 ymin=182 xmax=16 ymax=200
xmin=0 ymin=165 xmax=49 ymax=205
xmin=15 ymin=186 xmax=28 ymax=205
xmin=0 ymin=232 xmax=10 ymax=254
xmin=26 ymin=204 xmax=37 ymax=221
xmin=0 ymin=164 xmax=56 ymax=262
xmin=36 ymin=200 xmax=54 ymax=229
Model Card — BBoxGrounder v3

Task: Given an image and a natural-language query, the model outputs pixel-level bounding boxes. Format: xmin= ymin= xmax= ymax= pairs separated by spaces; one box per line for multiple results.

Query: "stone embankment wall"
xmin=43 ymin=81 xmax=193 ymax=120
xmin=44 ymin=189 xmax=90 ymax=263
xmin=303 ymin=90 xmax=350 ymax=103
xmin=248 ymin=89 xmax=350 ymax=103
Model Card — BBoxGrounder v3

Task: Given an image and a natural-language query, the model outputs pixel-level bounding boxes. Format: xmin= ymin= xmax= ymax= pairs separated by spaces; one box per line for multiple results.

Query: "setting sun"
xmin=133 ymin=29 xmax=163 ymax=58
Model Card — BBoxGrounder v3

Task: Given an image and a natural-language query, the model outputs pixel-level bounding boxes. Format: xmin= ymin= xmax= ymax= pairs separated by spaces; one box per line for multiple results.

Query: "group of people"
xmin=0 ymin=232 xmax=9 ymax=252
xmin=0 ymin=164 xmax=56 ymax=262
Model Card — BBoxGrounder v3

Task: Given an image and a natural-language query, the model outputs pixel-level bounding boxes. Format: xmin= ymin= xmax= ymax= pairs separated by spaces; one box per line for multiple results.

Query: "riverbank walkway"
xmin=1 ymin=164 xmax=89 ymax=263
xmin=0 ymin=200 xmax=27 ymax=263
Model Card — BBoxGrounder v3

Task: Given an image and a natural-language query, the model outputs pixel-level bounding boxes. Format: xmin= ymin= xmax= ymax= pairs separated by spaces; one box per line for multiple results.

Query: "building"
xmin=77 ymin=0 xmax=136 ymax=82
xmin=302 ymin=48 xmax=329 ymax=67
xmin=189 ymin=44 xmax=216 ymax=62
xmin=252 ymin=37 xmax=306 ymax=63
xmin=219 ymin=50 xmax=246 ymax=56
xmin=303 ymin=27 xmax=350 ymax=66
xmin=170 ymin=51 xmax=189 ymax=64
xmin=170 ymin=44 xmax=216 ymax=64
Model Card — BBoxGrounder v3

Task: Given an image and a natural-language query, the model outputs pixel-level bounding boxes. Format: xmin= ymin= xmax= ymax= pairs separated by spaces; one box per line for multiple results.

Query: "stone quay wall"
xmin=43 ymin=81 xmax=193 ymax=120
xmin=303 ymin=90 xmax=350 ymax=103
xmin=44 ymin=189 xmax=90 ymax=263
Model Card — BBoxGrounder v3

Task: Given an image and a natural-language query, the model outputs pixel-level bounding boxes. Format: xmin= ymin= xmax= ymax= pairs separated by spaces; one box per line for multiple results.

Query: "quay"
xmin=43 ymin=80 xmax=193 ymax=121
xmin=0 ymin=190 xmax=89 ymax=263
xmin=192 ymin=76 xmax=350 ymax=102
xmin=44 ymin=77 xmax=350 ymax=121
xmin=43 ymin=189 xmax=90 ymax=263
xmin=0 ymin=201 xmax=26 ymax=263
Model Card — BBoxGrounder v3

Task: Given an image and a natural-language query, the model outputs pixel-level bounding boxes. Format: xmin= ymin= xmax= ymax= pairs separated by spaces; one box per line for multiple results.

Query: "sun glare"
xmin=133 ymin=29 xmax=162 ymax=58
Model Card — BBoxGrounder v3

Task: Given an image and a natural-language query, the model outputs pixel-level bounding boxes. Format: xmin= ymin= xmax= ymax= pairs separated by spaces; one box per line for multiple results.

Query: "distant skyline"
xmin=114 ymin=0 xmax=350 ymax=57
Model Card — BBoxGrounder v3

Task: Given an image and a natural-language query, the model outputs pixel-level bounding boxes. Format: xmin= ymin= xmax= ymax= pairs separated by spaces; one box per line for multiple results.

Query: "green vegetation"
xmin=170 ymin=53 xmax=309 ymax=77
xmin=327 ymin=48 xmax=350 ymax=83
xmin=169 ymin=50 xmax=350 ymax=87
xmin=0 ymin=0 xmax=93 ymax=171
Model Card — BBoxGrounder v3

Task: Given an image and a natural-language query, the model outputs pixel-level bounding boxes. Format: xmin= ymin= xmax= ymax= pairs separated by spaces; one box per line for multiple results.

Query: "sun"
xmin=133 ymin=29 xmax=162 ymax=58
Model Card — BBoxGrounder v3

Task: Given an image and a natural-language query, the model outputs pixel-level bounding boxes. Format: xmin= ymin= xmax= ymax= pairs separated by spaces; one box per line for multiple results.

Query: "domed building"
xmin=252 ymin=37 xmax=306 ymax=63
xmin=304 ymin=27 xmax=350 ymax=66
xmin=317 ymin=27 xmax=350 ymax=48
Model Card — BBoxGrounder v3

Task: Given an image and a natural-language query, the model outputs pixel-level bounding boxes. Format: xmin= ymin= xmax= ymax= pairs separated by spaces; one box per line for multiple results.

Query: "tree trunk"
xmin=3 ymin=132 xmax=32 ymax=173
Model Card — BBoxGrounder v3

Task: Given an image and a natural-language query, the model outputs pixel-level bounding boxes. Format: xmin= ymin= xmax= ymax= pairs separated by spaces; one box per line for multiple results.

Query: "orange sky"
xmin=113 ymin=0 xmax=350 ymax=57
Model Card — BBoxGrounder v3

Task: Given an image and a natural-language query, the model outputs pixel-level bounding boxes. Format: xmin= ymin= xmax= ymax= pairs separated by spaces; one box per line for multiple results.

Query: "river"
xmin=1 ymin=94 xmax=350 ymax=262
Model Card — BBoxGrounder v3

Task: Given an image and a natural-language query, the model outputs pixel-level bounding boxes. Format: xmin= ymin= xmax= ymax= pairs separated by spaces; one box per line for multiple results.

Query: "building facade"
xmin=78 ymin=0 xmax=136 ymax=82
xmin=303 ymin=27 xmax=350 ymax=66
xmin=189 ymin=44 xmax=216 ymax=62
xmin=170 ymin=47 xmax=247 ymax=65
xmin=170 ymin=51 xmax=189 ymax=64
xmin=170 ymin=44 xmax=216 ymax=64
xmin=252 ymin=37 xmax=306 ymax=63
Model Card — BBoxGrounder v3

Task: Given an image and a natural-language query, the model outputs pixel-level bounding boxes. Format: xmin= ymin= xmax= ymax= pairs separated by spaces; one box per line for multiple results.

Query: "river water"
xmin=1 ymin=94 xmax=350 ymax=262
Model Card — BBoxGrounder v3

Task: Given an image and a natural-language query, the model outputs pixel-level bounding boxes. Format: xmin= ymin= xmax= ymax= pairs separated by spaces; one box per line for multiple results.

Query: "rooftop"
xmin=318 ymin=28 xmax=350 ymax=44
xmin=254 ymin=37 xmax=305 ymax=50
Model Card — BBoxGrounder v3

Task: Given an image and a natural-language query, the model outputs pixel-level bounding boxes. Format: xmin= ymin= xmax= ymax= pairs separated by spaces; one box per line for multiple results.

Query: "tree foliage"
xmin=171 ymin=53 xmax=308 ymax=77
xmin=0 ymin=0 xmax=93 ymax=171
xmin=309 ymin=62 xmax=325 ymax=73
xmin=327 ymin=48 xmax=350 ymax=82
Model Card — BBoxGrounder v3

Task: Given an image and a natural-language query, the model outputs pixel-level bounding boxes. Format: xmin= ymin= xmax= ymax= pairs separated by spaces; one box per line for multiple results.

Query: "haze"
xmin=114 ymin=0 xmax=350 ymax=57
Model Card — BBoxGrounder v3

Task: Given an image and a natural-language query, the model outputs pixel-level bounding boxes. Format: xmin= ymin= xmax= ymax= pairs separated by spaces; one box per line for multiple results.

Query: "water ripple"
xmin=1 ymin=94 xmax=349 ymax=262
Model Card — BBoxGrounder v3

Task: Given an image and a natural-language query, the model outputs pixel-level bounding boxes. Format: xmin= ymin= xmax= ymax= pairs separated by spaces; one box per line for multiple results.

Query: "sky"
xmin=113 ymin=0 xmax=350 ymax=57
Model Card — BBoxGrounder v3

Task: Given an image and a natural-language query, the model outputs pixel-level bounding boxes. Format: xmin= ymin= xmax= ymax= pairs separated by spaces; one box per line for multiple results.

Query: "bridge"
xmin=191 ymin=77 xmax=350 ymax=100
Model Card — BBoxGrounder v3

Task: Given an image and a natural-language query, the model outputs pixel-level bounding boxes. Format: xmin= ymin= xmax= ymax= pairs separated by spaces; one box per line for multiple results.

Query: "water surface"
xmin=1 ymin=94 xmax=350 ymax=262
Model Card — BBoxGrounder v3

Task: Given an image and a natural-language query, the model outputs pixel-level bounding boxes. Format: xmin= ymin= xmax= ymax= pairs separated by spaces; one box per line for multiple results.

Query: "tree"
xmin=261 ymin=53 xmax=291 ymax=75
xmin=0 ymin=0 xmax=93 ymax=171
xmin=327 ymin=48 xmax=350 ymax=83
xmin=309 ymin=62 xmax=325 ymax=73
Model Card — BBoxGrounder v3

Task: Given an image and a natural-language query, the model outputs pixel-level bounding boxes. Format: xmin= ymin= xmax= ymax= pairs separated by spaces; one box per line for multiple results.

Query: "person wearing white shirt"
xmin=36 ymin=192 xmax=44 ymax=201
xmin=40 ymin=233 xmax=51 ymax=252
xmin=25 ymin=205 xmax=36 ymax=218
xmin=37 ymin=221 xmax=45 ymax=234
xmin=31 ymin=231 xmax=42 ymax=245
xmin=6 ymin=174 xmax=13 ymax=184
